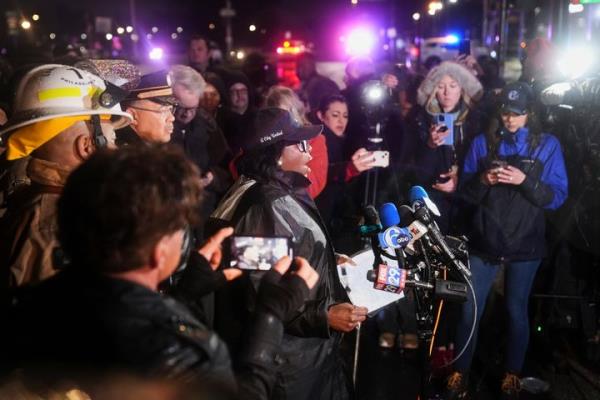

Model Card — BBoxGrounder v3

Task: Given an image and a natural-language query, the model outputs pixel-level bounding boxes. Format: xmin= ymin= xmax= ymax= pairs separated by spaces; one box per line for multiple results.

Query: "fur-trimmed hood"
xmin=417 ymin=61 xmax=483 ymax=111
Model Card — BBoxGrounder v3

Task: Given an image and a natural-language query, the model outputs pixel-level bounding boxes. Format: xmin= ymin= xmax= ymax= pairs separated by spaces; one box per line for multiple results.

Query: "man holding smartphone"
xmin=1 ymin=145 xmax=320 ymax=400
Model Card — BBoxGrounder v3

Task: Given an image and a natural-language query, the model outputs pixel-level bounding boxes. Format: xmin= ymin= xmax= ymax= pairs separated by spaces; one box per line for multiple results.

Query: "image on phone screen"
xmin=229 ymin=236 xmax=292 ymax=270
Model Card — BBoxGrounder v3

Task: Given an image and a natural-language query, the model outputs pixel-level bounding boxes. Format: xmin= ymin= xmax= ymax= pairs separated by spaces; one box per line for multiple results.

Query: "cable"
xmin=440 ymin=270 xmax=477 ymax=368
xmin=429 ymin=299 xmax=444 ymax=357
xmin=429 ymin=268 xmax=448 ymax=356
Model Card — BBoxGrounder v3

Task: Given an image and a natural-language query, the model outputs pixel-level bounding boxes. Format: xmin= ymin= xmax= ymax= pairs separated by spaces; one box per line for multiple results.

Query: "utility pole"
xmin=499 ymin=0 xmax=509 ymax=73
xmin=129 ymin=0 xmax=138 ymax=58
xmin=482 ymin=0 xmax=489 ymax=45
xmin=220 ymin=0 xmax=236 ymax=55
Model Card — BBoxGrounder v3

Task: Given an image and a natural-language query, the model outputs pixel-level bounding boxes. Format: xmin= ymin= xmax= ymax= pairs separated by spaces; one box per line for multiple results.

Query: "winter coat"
xmin=409 ymin=103 xmax=482 ymax=234
xmin=0 ymin=158 xmax=67 ymax=289
xmin=541 ymin=76 xmax=600 ymax=255
xmin=207 ymin=170 xmax=350 ymax=400
xmin=1 ymin=265 xmax=285 ymax=400
xmin=306 ymin=133 xmax=329 ymax=199
xmin=170 ymin=113 xmax=233 ymax=243
xmin=315 ymin=126 xmax=360 ymax=244
xmin=412 ymin=60 xmax=484 ymax=185
xmin=460 ymin=127 xmax=568 ymax=261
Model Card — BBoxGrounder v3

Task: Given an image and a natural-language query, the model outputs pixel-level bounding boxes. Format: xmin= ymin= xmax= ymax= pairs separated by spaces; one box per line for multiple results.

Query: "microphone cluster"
xmin=363 ymin=186 xmax=470 ymax=302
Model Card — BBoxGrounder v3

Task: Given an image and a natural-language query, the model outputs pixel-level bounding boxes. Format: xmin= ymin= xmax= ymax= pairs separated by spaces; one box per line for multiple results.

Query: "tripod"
xmin=362 ymin=122 xmax=384 ymax=207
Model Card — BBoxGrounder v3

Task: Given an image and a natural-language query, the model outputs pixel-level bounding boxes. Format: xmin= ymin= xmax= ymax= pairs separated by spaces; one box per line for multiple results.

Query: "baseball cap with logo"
xmin=500 ymin=81 xmax=533 ymax=115
xmin=243 ymin=108 xmax=322 ymax=151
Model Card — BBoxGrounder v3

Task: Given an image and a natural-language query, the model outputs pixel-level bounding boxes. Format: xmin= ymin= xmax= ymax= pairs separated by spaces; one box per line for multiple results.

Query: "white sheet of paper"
xmin=337 ymin=248 xmax=404 ymax=315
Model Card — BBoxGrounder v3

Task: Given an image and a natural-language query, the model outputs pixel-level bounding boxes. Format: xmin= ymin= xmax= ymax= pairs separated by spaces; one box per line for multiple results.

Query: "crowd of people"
xmin=1 ymin=32 xmax=596 ymax=400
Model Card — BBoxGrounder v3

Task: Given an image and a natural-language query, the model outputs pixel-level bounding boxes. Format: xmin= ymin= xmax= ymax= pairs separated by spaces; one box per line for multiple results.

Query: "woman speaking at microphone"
xmin=448 ymin=82 xmax=568 ymax=399
xmin=208 ymin=108 xmax=367 ymax=400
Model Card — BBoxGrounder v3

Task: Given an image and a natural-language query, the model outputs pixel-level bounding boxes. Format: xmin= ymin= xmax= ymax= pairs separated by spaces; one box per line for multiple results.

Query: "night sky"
xmin=1 ymin=0 xmax=483 ymax=59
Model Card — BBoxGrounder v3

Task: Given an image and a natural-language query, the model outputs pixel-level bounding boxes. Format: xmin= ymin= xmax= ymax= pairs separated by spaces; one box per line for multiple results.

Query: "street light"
xmin=105 ymin=33 xmax=113 ymax=40
xmin=117 ymin=27 xmax=125 ymax=34
xmin=428 ymin=1 xmax=443 ymax=15
xmin=412 ymin=12 xmax=421 ymax=21
xmin=126 ymin=26 xmax=134 ymax=33
xmin=32 ymin=14 xmax=40 ymax=21
xmin=21 ymin=20 xmax=31 ymax=30
xmin=249 ymin=24 xmax=256 ymax=32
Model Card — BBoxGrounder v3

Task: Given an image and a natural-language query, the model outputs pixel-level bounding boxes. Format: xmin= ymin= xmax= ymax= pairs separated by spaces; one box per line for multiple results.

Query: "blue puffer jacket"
xmin=460 ymin=127 xmax=568 ymax=261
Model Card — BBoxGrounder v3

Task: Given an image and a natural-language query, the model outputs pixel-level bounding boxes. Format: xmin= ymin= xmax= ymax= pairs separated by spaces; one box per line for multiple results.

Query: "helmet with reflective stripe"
xmin=0 ymin=64 xmax=133 ymax=139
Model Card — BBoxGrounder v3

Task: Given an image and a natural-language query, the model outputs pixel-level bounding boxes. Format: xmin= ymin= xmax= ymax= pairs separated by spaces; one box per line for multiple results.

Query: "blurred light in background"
xmin=557 ymin=47 xmax=594 ymax=79
xmin=345 ymin=27 xmax=376 ymax=56
xmin=568 ymin=3 xmax=584 ymax=14
xmin=445 ymin=34 xmax=460 ymax=44
xmin=149 ymin=47 xmax=164 ymax=60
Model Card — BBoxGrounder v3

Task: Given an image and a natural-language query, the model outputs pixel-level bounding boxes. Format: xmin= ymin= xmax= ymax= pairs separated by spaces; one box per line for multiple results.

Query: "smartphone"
xmin=370 ymin=151 xmax=390 ymax=168
xmin=459 ymin=39 xmax=471 ymax=56
xmin=491 ymin=160 xmax=508 ymax=173
xmin=435 ymin=114 xmax=454 ymax=146
xmin=227 ymin=236 xmax=293 ymax=270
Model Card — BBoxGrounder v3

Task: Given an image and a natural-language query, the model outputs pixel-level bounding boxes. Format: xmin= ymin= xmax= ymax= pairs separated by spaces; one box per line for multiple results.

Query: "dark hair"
xmin=58 ymin=145 xmax=203 ymax=273
xmin=485 ymin=103 xmax=543 ymax=160
xmin=236 ymin=141 xmax=286 ymax=182
xmin=318 ymin=94 xmax=347 ymax=114
xmin=189 ymin=34 xmax=209 ymax=47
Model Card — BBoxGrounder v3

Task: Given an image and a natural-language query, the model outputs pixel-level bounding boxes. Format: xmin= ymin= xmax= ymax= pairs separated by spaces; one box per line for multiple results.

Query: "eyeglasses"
xmin=297 ymin=140 xmax=309 ymax=153
xmin=128 ymin=105 xmax=175 ymax=116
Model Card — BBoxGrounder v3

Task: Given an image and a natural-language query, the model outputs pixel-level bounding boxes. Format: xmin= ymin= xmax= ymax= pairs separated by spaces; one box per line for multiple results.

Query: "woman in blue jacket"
xmin=447 ymin=82 xmax=568 ymax=399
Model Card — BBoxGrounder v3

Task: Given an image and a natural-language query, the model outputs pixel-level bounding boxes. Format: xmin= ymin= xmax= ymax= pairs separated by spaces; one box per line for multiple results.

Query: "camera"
xmin=360 ymin=80 xmax=391 ymax=134
xmin=226 ymin=236 xmax=293 ymax=270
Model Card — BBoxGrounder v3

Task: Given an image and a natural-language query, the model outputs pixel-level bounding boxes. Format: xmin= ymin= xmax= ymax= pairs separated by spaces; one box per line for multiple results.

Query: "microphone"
xmin=407 ymin=188 xmax=472 ymax=278
xmin=366 ymin=264 xmax=407 ymax=294
xmin=362 ymin=205 xmax=384 ymax=268
xmin=398 ymin=204 xmax=415 ymax=227
xmin=366 ymin=267 xmax=467 ymax=301
xmin=379 ymin=203 xmax=408 ymax=269
xmin=378 ymin=226 xmax=412 ymax=250
xmin=359 ymin=205 xmax=383 ymax=235
xmin=408 ymin=185 xmax=441 ymax=217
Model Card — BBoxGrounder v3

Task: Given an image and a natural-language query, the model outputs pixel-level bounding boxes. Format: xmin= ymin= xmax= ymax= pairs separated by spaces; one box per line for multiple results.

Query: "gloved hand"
xmin=256 ymin=256 xmax=319 ymax=321
xmin=540 ymin=82 xmax=572 ymax=105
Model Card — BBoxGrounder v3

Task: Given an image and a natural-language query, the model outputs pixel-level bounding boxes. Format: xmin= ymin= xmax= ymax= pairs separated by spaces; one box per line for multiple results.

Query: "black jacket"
xmin=207 ymin=171 xmax=350 ymax=400
xmin=408 ymin=103 xmax=482 ymax=233
xmin=410 ymin=103 xmax=481 ymax=188
xmin=1 ymin=265 xmax=285 ymax=400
